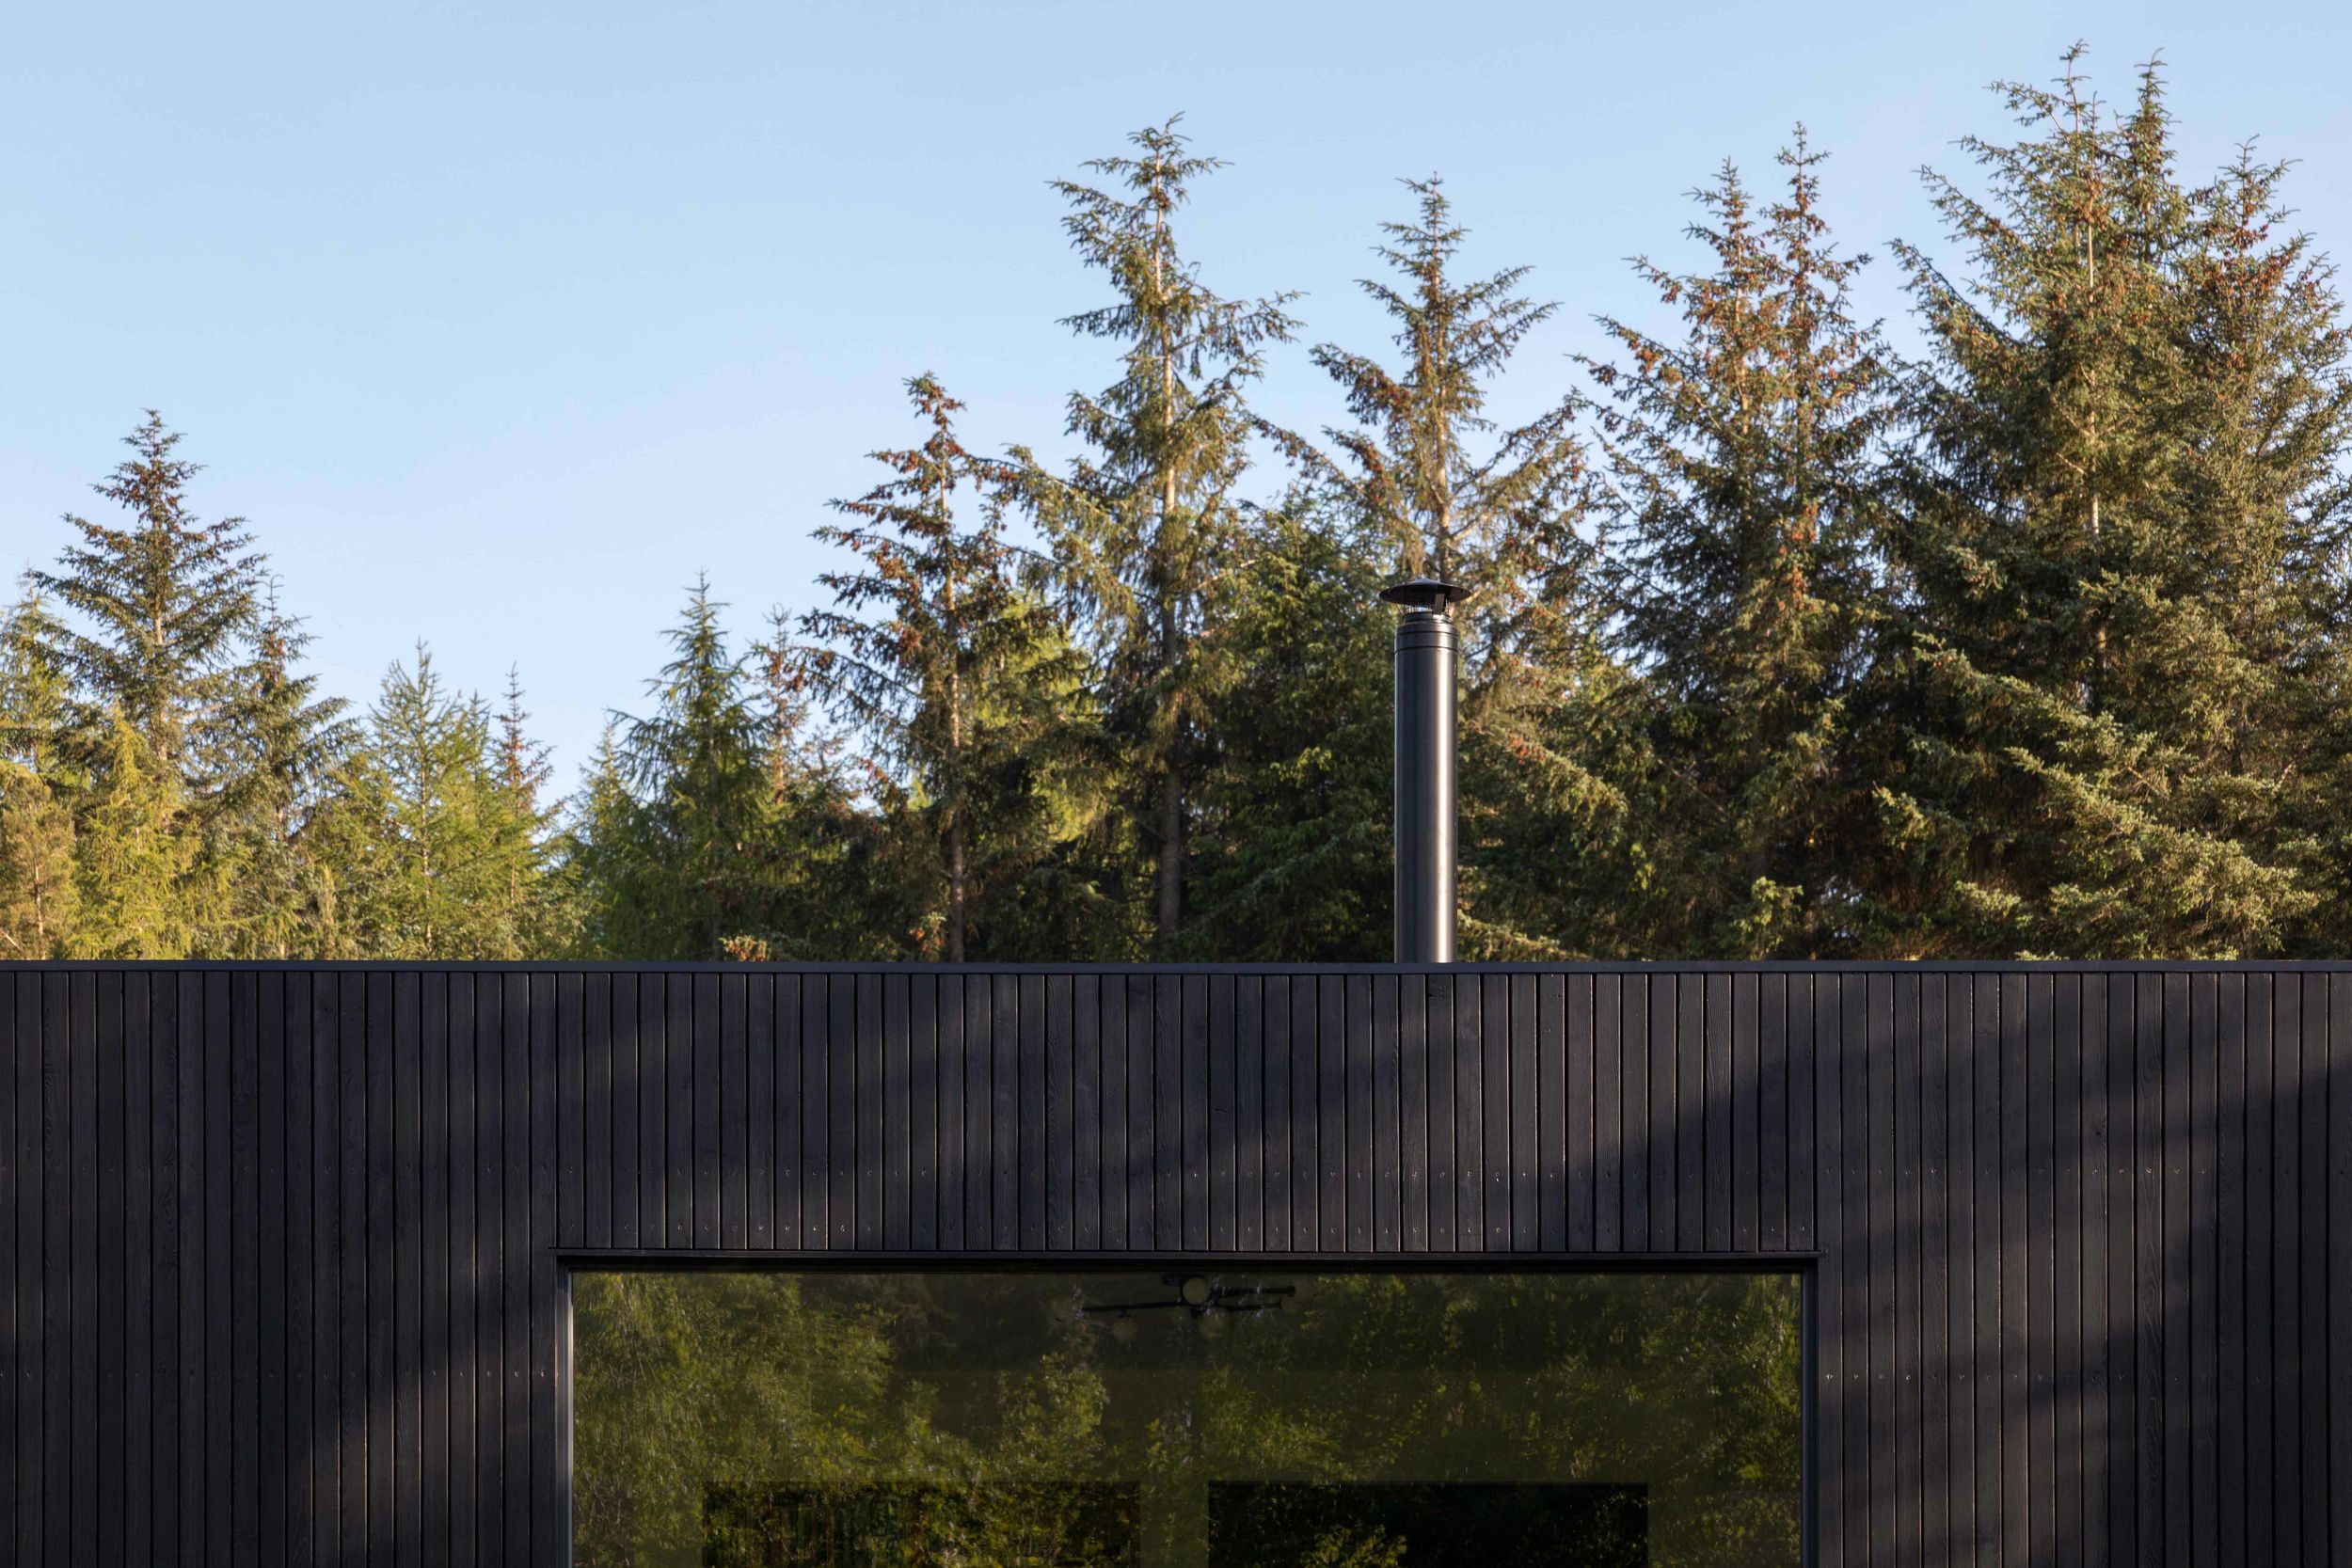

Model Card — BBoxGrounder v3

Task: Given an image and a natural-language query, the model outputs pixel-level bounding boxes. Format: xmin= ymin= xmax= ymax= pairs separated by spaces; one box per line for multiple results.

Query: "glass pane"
xmin=574 ymin=1270 xmax=1802 ymax=1568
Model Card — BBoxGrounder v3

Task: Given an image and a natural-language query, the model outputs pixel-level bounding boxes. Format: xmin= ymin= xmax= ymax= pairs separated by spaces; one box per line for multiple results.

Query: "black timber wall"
xmin=1 ymin=962 xmax=2346 ymax=1566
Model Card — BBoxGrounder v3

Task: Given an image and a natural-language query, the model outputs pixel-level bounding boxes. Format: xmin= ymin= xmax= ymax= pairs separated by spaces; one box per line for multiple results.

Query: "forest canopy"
xmin=7 ymin=49 xmax=2349 ymax=963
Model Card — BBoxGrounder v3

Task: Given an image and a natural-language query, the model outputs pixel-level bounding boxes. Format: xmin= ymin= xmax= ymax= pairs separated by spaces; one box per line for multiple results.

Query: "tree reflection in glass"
xmin=573 ymin=1270 xmax=1801 ymax=1567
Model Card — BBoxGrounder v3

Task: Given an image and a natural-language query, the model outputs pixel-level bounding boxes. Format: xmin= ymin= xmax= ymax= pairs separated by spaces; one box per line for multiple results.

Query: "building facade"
xmin=2 ymin=960 xmax=2345 ymax=1564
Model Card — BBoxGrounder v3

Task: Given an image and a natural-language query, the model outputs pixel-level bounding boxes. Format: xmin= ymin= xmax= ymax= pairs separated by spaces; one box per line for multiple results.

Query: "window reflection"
xmin=573 ymin=1269 xmax=1802 ymax=1567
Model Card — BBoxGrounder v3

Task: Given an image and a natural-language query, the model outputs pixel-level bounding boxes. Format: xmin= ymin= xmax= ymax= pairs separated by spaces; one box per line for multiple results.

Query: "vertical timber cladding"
xmin=0 ymin=965 xmax=2346 ymax=1565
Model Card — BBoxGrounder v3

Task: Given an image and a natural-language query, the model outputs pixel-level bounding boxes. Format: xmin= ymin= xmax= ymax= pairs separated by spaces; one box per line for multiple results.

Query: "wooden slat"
xmin=1807 ymin=974 xmax=1841 ymax=1568
xmin=2052 ymin=974 xmax=2083 ymax=1562
xmin=745 ymin=973 xmax=773 ymax=1249
xmin=1209 ymin=974 xmax=1236 ymax=1252
xmin=608 ymin=974 xmax=638 ymax=1252
xmin=1507 ymin=974 xmax=1535 ymax=1252
xmin=1651 ymin=974 xmax=1678 ymax=1253
xmin=363 ymin=974 xmax=395 ymax=1568
xmin=1323 ymin=974 xmax=1349 ymax=1253
xmin=911 ymin=975 xmax=938 ymax=1252
xmin=1729 ymin=971 xmax=1756 ymax=1254
xmin=2328 ymin=972 xmax=2351 ymax=1568
xmin=1838 ymin=974 xmax=1869 ymax=1564
xmin=1183 ymin=974 xmax=1211 ymax=1252
xmin=2297 ymin=975 xmax=2328 ymax=1560
xmin=1000 ymin=976 xmax=1025 ymax=1252
xmin=1867 ymin=972 xmax=1896 ymax=1568
xmin=1234 ymin=976 xmax=1262 ymax=1253
xmin=1595 ymin=974 xmax=1622 ymax=1252
xmin=1370 ymin=975 xmax=1399 ymax=1252
xmin=2133 ymin=974 xmax=2166 ymax=1561
xmin=982 ymin=974 xmax=1010 ymax=1251
xmin=391 ymin=972 xmax=423 ymax=1568
xmin=528 ymin=974 xmax=560 ymax=1568
xmin=936 ymin=975 xmax=963 ymax=1251
xmin=417 ymin=972 xmax=449 ymax=1568
xmin=674 ymin=974 xmax=703 ymax=1251
xmin=2216 ymin=974 xmax=2248 ymax=1564
xmin=802 ymin=976 xmax=830 ymax=1249
xmin=1565 ymin=973 xmax=1595 ymax=1253
xmin=444 ymin=974 xmax=475 ymax=1568
xmin=1416 ymin=974 xmax=1447 ymax=1250
xmin=1678 ymin=973 xmax=1707 ymax=1252
xmin=2186 ymin=974 xmax=2218 ymax=1568
xmin=1966 ymin=973 xmax=2004 ymax=1560
xmin=500 ymin=975 xmax=531 ymax=1568
xmin=2155 ymin=974 xmax=2190 ymax=1564
xmin=1453 ymin=972 xmax=1486 ymax=1253
xmin=581 ymin=974 xmax=612 ymax=1252
xmin=1 ymin=976 xmax=22 ymax=1567
xmin=0 ymin=975 xmax=15 ymax=1567
xmin=1707 ymin=972 xmax=1735 ymax=1253
xmin=125 ymin=973 xmax=157 ymax=1568
xmin=2079 ymin=974 xmax=2110 ymax=1567
xmin=1068 ymin=975 xmax=1095 ymax=1252
xmin=2271 ymin=976 xmax=2304 ymax=1562
xmin=2106 ymin=973 xmax=2139 ymax=1562
xmin=1619 ymin=974 xmax=1646 ymax=1253
xmin=1047 ymin=974 xmax=1074 ymax=1251
xmin=93 ymin=973 xmax=123 ymax=1568
xmin=1537 ymin=973 xmax=1566 ymax=1252
xmin=1397 ymin=974 xmax=1425 ymax=1252
xmin=1125 ymin=976 xmax=1152 ymax=1252
xmin=856 ymin=973 xmax=884 ymax=1251
xmin=1292 ymin=976 xmax=1322 ymax=1253
xmin=1918 ymin=974 xmax=1951 ymax=1568
xmin=720 ymin=973 xmax=748 ymax=1250
xmin=1757 ymin=972 xmax=1786 ymax=1252
xmin=1943 ymin=974 xmax=1977 ymax=1561
xmin=883 ymin=974 xmax=913 ymax=1253
xmin=1476 ymin=973 xmax=1505 ymax=1253
xmin=638 ymin=975 xmax=667 ymax=1254
xmin=1350 ymin=974 xmax=1377 ymax=1253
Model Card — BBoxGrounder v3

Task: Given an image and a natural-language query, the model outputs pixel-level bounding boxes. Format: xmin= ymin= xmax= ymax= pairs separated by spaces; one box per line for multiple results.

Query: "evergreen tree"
xmin=1290 ymin=177 xmax=1582 ymax=585
xmin=310 ymin=646 xmax=548 ymax=958
xmin=24 ymin=412 xmax=347 ymax=954
xmin=1871 ymin=51 xmax=2352 ymax=957
xmin=798 ymin=373 xmax=1093 ymax=960
xmin=1286 ymin=177 xmax=1605 ymax=957
xmin=567 ymin=580 xmax=870 ymax=960
xmin=67 ymin=712 xmax=200 ymax=958
xmin=220 ymin=584 xmax=353 ymax=956
xmin=1580 ymin=136 xmax=1893 ymax=957
xmin=0 ymin=596 xmax=79 ymax=957
xmin=1024 ymin=118 xmax=1298 ymax=956
xmin=29 ymin=412 xmax=265 ymax=781
xmin=1183 ymin=495 xmax=1391 ymax=960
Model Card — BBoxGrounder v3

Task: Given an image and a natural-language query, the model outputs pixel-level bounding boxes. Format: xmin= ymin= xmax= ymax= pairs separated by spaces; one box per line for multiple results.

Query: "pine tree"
xmin=30 ymin=412 xmax=264 ymax=781
xmin=1580 ymin=136 xmax=1893 ymax=957
xmin=1183 ymin=494 xmax=1391 ymax=959
xmin=568 ymin=580 xmax=869 ymax=960
xmin=25 ymin=412 xmax=347 ymax=955
xmin=798 ymin=373 xmax=1089 ymax=960
xmin=1871 ymin=51 xmax=2352 ymax=957
xmin=310 ymin=646 xmax=548 ymax=958
xmin=1290 ymin=177 xmax=1582 ymax=584
xmin=68 ymin=712 xmax=200 ymax=958
xmin=0 ymin=595 xmax=79 ymax=957
xmin=1285 ymin=177 xmax=1604 ymax=957
xmin=220 ymin=583 xmax=353 ymax=956
xmin=1023 ymin=118 xmax=1298 ymax=956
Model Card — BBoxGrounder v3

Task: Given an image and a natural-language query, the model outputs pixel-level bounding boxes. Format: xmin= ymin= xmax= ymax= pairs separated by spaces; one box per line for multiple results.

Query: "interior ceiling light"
xmin=1079 ymin=1274 xmax=1295 ymax=1322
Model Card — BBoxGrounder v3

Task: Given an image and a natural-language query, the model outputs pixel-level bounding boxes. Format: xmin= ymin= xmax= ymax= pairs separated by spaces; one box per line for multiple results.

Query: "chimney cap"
xmin=1379 ymin=577 xmax=1470 ymax=610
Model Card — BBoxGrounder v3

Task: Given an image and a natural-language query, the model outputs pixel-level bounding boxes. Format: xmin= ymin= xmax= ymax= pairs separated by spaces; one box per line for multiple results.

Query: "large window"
xmin=574 ymin=1269 xmax=1803 ymax=1567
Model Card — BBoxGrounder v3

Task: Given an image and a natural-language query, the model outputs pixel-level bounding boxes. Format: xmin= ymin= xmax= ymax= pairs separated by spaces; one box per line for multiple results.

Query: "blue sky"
xmin=7 ymin=1 xmax=2348 ymax=789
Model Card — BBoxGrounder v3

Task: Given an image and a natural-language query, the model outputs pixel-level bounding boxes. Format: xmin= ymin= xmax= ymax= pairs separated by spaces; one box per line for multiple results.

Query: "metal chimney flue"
xmin=1382 ymin=577 xmax=1468 ymax=964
